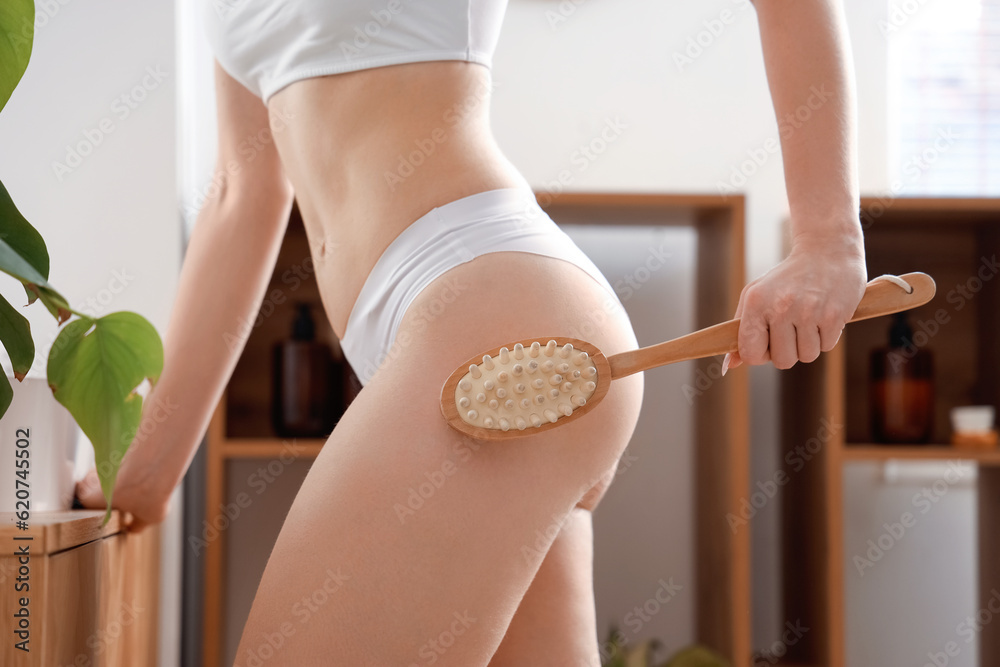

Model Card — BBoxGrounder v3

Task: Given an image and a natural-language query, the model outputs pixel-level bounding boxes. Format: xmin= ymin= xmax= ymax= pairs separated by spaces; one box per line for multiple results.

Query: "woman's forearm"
xmin=753 ymin=0 xmax=863 ymax=250
xmin=129 ymin=185 xmax=294 ymax=501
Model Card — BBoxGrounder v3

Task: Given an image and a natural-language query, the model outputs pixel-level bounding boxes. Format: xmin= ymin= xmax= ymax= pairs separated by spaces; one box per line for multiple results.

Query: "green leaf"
xmin=0 ymin=292 xmax=33 ymax=380
xmin=0 ymin=181 xmax=48 ymax=278
xmin=33 ymin=285 xmax=71 ymax=324
xmin=664 ymin=645 xmax=730 ymax=667
xmin=0 ymin=371 xmax=12 ymax=421
xmin=0 ymin=178 xmax=57 ymax=309
xmin=0 ymin=0 xmax=34 ymax=113
xmin=48 ymin=312 xmax=164 ymax=523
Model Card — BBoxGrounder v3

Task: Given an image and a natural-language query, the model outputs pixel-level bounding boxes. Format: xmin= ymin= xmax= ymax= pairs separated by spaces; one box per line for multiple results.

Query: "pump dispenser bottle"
xmin=273 ymin=303 xmax=335 ymax=437
xmin=870 ymin=312 xmax=934 ymax=443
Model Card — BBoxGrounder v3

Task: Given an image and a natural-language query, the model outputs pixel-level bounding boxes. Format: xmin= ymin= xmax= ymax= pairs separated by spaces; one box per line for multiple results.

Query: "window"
xmin=887 ymin=0 xmax=1000 ymax=194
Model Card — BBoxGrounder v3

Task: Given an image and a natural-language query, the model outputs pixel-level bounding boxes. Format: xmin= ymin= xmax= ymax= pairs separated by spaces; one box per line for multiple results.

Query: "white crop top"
xmin=205 ymin=0 xmax=508 ymax=103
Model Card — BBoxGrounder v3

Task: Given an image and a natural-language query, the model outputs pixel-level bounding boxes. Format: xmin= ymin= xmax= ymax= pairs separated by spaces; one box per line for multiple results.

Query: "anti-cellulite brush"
xmin=440 ymin=272 xmax=936 ymax=440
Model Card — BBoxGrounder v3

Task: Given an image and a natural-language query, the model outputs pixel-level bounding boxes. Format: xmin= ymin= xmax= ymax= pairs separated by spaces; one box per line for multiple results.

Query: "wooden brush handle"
xmin=607 ymin=272 xmax=937 ymax=379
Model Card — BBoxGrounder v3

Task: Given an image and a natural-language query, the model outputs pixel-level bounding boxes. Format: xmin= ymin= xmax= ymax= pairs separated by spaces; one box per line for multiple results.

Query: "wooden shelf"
xmin=220 ymin=438 xmax=326 ymax=459
xmin=843 ymin=445 xmax=1000 ymax=463
xmin=0 ymin=509 xmax=121 ymax=554
xmin=779 ymin=197 xmax=1000 ymax=667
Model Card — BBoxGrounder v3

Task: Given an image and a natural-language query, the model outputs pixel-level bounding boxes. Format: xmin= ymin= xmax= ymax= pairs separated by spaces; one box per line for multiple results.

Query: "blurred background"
xmin=0 ymin=1 xmax=997 ymax=665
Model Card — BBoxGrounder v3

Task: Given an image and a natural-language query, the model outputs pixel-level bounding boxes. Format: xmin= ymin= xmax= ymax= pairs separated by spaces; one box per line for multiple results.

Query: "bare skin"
xmin=227 ymin=251 xmax=643 ymax=664
xmin=264 ymin=62 xmax=530 ymax=337
xmin=75 ymin=0 xmax=866 ymax=663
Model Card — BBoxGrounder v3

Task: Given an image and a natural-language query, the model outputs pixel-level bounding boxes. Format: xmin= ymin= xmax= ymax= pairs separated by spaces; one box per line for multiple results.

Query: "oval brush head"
xmin=440 ymin=337 xmax=611 ymax=440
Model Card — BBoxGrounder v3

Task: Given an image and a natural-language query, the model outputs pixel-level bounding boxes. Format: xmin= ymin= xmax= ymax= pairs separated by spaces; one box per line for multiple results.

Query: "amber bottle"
xmin=870 ymin=312 xmax=934 ymax=443
xmin=272 ymin=303 xmax=337 ymax=437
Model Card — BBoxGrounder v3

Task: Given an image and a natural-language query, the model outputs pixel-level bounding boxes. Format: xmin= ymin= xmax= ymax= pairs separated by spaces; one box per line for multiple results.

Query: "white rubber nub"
xmin=454 ymin=340 xmax=599 ymax=431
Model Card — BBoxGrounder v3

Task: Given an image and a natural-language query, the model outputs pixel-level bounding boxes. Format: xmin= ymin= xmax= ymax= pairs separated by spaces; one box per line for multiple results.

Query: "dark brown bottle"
xmin=272 ymin=303 xmax=337 ymax=437
xmin=870 ymin=312 xmax=934 ymax=443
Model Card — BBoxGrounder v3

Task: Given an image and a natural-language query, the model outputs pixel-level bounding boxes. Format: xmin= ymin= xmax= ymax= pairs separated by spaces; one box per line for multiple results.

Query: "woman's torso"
xmin=206 ymin=0 xmax=527 ymax=337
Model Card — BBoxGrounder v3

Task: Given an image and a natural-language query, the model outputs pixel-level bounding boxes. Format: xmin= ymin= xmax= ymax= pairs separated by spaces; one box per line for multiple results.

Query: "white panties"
xmin=340 ymin=187 xmax=621 ymax=384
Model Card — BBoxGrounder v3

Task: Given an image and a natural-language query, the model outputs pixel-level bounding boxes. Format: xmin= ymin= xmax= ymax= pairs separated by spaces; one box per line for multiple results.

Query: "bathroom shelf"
xmin=778 ymin=197 xmax=1000 ymax=667
xmin=200 ymin=192 xmax=751 ymax=667
xmin=219 ymin=437 xmax=326 ymax=459
xmin=842 ymin=445 xmax=1000 ymax=464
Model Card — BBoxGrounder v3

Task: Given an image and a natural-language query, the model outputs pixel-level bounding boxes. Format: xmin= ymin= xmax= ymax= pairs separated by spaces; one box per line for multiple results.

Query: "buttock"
xmin=339 ymin=187 xmax=627 ymax=385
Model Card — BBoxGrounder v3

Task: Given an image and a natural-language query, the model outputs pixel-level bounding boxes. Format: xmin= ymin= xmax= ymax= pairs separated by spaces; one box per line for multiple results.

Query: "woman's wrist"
xmin=790 ymin=212 xmax=865 ymax=258
xmin=793 ymin=229 xmax=864 ymax=256
xmin=114 ymin=449 xmax=174 ymax=524
xmin=117 ymin=421 xmax=179 ymax=512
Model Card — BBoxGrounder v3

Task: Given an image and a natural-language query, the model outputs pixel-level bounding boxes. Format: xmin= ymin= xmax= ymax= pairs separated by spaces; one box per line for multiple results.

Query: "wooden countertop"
xmin=0 ymin=510 xmax=122 ymax=555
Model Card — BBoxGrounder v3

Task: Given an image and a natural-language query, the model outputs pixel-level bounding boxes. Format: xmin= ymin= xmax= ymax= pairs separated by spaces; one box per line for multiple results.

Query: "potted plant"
xmin=0 ymin=0 xmax=163 ymax=522
xmin=602 ymin=628 xmax=731 ymax=667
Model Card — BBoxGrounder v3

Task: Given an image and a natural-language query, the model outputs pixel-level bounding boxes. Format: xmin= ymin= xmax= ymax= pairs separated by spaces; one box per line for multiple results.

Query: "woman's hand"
xmin=723 ymin=231 xmax=866 ymax=373
xmin=75 ymin=451 xmax=171 ymax=533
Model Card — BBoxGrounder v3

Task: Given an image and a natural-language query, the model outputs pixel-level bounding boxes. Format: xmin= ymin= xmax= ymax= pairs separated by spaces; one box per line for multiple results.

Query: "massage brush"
xmin=440 ymin=272 xmax=936 ymax=440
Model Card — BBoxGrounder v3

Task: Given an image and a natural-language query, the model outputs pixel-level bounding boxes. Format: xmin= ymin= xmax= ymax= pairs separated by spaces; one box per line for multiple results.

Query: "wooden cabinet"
xmin=778 ymin=197 xmax=1000 ymax=666
xmin=0 ymin=510 xmax=160 ymax=667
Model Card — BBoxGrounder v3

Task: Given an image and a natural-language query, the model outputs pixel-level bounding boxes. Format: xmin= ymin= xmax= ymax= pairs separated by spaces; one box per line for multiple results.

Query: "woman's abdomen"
xmin=266 ymin=61 xmax=526 ymax=337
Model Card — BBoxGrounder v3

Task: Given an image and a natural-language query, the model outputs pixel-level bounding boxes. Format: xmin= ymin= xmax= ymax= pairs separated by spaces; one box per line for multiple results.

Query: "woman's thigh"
xmin=232 ymin=252 xmax=642 ymax=666
xmin=488 ymin=507 xmax=602 ymax=667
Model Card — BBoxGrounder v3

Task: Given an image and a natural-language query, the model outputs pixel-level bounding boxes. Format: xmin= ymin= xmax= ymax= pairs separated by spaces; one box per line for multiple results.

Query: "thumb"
xmin=724 ymin=350 xmax=743 ymax=374
xmin=75 ymin=469 xmax=107 ymax=509
xmin=123 ymin=513 xmax=149 ymax=534
xmin=726 ymin=286 xmax=751 ymax=373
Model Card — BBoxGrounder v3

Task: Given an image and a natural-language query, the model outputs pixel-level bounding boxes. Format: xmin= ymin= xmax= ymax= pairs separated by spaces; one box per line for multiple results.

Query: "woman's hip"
xmin=338 ymin=187 xmax=633 ymax=385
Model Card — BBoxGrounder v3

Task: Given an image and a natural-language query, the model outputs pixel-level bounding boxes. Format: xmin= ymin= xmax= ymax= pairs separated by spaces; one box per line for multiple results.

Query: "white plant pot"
xmin=0 ymin=375 xmax=79 ymax=512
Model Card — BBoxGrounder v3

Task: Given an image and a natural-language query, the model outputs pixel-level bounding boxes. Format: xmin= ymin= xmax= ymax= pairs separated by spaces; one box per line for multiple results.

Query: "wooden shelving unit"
xmin=201 ymin=193 xmax=751 ymax=666
xmin=219 ymin=438 xmax=326 ymax=460
xmin=540 ymin=193 xmax=751 ymax=663
xmin=842 ymin=446 xmax=1000 ymax=464
xmin=779 ymin=197 xmax=1000 ymax=667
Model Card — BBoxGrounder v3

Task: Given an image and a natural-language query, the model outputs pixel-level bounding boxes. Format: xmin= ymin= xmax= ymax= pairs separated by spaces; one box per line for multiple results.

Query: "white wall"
xmin=0 ymin=1 xmax=181 ymax=665
xmin=178 ymin=0 xmax=221 ymax=234
xmin=843 ymin=462 xmax=978 ymax=666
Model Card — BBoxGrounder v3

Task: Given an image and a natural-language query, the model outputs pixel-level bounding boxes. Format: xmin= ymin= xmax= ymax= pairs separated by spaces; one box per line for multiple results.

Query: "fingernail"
xmin=721 ymin=353 xmax=731 ymax=377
